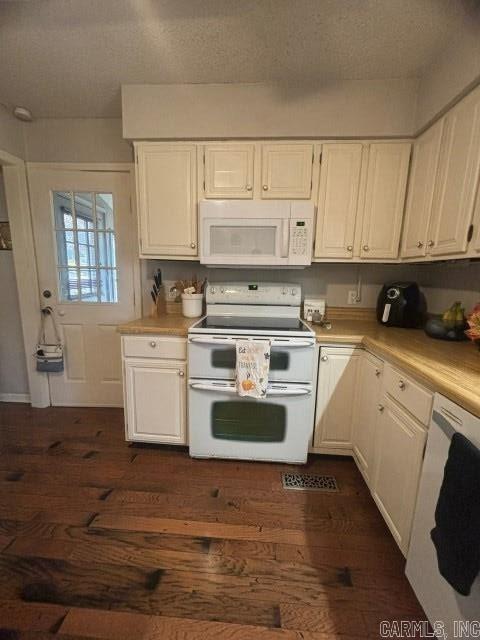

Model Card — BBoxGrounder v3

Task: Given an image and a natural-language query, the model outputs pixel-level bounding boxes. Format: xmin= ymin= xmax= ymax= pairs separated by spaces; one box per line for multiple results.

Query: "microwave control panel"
xmin=289 ymin=219 xmax=312 ymax=264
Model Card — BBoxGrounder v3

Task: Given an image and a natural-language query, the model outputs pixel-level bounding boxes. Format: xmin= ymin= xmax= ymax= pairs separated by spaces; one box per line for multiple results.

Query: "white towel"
xmin=235 ymin=339 xmax=271 ymax=399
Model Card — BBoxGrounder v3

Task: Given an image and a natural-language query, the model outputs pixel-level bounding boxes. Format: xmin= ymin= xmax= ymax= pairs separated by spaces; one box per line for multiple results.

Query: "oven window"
xmin=211 ymin=401 xmax=286 ymax=442
xmin=211 ymin=348 xmax=289 ymax=371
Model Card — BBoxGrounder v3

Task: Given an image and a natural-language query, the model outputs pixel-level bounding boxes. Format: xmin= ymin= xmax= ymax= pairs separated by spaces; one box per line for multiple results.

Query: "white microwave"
xmin=199 ymin=200 xmax=314 ymax=267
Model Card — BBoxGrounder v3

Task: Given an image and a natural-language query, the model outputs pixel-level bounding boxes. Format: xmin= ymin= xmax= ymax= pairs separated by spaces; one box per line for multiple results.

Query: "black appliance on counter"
xmin=376 ymin=282 xmax=423 ymax=328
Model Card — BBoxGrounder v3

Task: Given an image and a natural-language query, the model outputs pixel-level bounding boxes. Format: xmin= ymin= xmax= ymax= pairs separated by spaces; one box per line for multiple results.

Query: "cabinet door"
xmin=314 ymin=144 xmax=363 ymax=259
xmin=204 ymin=144 xmax=254 ymax=199
xmin=474 ymin=186 xmax=480 ymax=254
xmin=360 ymin=143 xmax=411 ymax=259
xmin=352 ymin=353 xmax=383 ymax=484
xmin=401 ymin=121 xmax=443 ymax=259
xmin=372 ymin=398 xmax=426 ymax=555
xmin=314 ymin=347 xmax=362 ymax=449
xmin=136 ymin=143 xmax=197 ymax=256
xmin=428 ymin=86 xmax=480 ymax=256
xmin=261 ymin=144 xmax=313 ymax=199
xmin=124 ymin=358 xmax=186 ymax=444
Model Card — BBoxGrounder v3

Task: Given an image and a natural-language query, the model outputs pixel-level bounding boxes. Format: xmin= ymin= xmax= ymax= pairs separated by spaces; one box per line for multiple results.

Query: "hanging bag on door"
xmin=35 ymin=307 xmax=64 ymax=372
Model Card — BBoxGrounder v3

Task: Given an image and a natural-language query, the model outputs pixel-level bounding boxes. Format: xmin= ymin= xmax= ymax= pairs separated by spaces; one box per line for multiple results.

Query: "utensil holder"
xmin=181 ymin=293 xmax=203 ymax=318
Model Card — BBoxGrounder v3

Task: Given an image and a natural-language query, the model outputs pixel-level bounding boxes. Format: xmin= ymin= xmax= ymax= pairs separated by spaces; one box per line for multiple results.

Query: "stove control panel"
xmin=206 ymin=282 xmax=302 ymax=306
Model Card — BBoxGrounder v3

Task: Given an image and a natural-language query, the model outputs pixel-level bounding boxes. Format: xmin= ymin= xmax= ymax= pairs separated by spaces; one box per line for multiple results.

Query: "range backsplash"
xmin=141 ymin=260 xmax=480 ymax=318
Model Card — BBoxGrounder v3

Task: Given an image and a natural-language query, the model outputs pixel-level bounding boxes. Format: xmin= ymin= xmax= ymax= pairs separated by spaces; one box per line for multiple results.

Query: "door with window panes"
xmin=28 ymin=169 xmax=137 ymax=407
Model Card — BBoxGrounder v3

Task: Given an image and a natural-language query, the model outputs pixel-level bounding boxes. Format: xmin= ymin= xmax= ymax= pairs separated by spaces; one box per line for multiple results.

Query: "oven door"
xmin=188 ymin=336 xmax=315 ymax=382
xmin=188 ymin=379 xmax=315 ymax=463
xmin=200 ymin=217 xmax=290 ymax=266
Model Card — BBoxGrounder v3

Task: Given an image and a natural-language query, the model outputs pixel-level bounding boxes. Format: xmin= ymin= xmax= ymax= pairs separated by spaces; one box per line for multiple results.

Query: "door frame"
xmin=0 ymin=149 xmax=49 ymax=406
xmin=2 ymin=159 xmax=140 ymax=408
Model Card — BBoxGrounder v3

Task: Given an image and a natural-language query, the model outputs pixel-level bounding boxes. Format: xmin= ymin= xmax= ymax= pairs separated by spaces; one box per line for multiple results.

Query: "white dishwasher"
xmin=406 ymin=393 xmax=480 ymax=636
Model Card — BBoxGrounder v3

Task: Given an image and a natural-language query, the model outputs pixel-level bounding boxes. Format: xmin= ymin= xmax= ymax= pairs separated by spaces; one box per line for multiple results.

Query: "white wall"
xmin=141 ymin=259 xmax=480 ymax=319
xmin=0 ymin=170 xmax=29 ymax=399
xmin=24 ymin=118 xmax=132 ymax=162
xmin=0 ymin=104 xmax=25 ymax=159
xmin=122 ymin=80 xmax=419 ymax=139
xmin=415 ymin=24 xmax=480 ymax=130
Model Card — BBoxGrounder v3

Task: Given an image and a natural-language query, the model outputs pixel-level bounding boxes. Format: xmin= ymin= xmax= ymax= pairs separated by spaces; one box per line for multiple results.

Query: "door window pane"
xmin=52 ymin=190 xmax=117 ymax=302
xmin=211 ymin=401 xmax=286 ymax=442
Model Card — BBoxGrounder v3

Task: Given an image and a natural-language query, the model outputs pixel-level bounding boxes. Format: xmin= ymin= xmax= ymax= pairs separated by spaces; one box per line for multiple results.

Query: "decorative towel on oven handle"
xmin=235 ymin=339 xmax=271 ymax=399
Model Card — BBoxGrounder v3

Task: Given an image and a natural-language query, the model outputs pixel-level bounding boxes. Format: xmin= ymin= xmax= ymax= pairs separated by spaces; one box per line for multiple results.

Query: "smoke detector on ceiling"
xmin=13 ymin=106 xmax=33 ymax=122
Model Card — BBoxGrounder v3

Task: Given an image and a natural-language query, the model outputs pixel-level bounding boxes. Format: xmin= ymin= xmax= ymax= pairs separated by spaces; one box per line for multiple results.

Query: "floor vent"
xmin=282 ymin=472 xmax=339 ymax=492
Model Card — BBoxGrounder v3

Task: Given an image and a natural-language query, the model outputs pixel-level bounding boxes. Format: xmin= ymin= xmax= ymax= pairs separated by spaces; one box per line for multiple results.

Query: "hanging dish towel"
xmin=236 ymin=339 xmax=271 ymax=398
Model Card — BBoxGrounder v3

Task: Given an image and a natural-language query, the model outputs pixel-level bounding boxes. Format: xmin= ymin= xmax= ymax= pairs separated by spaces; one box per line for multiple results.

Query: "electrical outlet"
xmin=347 ymin=290 xmax=359 ymax=305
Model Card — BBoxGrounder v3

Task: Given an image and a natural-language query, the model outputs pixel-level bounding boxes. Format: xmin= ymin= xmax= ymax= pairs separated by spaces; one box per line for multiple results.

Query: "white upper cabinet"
xmin=401 ymin=121 xmax=443 ymax=259
xmin=203 ymin=144 xmax=255 ymax=199
xmin=428 ymin=85 xmax=480 ymax=257
xmin=359 ymin=142 xmax=411 ymax=259
xmin=261 ymin=144 xmax=314 ymax=199
xmin=135 ymin=143 xmax=197 ymax=257
xmin=314 ymin=143 xmax=363 ymax=259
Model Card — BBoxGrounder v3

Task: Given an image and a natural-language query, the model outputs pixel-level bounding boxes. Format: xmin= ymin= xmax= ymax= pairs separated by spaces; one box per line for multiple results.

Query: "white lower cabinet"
xmin=371 ymin=396 xmax=427 ymax=555
xmin=122 ymin=337 xmax=187 ymax=444
xmin=313 ymin=347 xmax=362 ymax=450
xmin=351 ymin=352 xmax=383 ymax=483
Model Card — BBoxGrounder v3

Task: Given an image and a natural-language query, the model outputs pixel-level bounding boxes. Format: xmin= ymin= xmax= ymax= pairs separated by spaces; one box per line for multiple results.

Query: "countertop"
xmin=312 ymin=320 xmax=480 ymax=418
xmin=119 ymin=315 xmax=480 ymax=418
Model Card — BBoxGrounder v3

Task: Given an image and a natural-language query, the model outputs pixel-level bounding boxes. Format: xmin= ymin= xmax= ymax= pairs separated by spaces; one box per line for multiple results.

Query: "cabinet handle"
xmin=427 ymin=240 xmax=434 ymax=247
xmin=149 ymin=341 xmax=157 ymax=348
xmin=347 ymin=245 xmax=353 ymax=252
xmin=262 ymin=184 xmax=269 ymax=191
xmin=378 ymin=404 xmax=385 ymax=412
xmin=417 ymin=241 xmax=424 ymax=248
xmin=321 ymin=355 xmax=328 ymax=362
xmin=190 ymin=242 xmax=196 ymax=249
xmin=246 ymin=184 xmax=253 ymax=191
xmin=178 ymin=371 xmax=185 ymax=377
xmin=398 ymin=380 xmax=406 ymax=390
xmin=362 ymin=244 xmax=369 ymax=252
xmin=375 ymin=368 xmax=381 ymax=377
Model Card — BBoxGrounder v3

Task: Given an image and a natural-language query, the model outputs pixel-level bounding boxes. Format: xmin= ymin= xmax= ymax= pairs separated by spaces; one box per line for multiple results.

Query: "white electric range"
xmin=187 ymin=282 xmax=317 ymax=463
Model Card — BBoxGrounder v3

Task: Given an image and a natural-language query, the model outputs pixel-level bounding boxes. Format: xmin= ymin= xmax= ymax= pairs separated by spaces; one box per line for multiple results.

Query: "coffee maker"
xmin=376 ymin=282 xmax=423 ymax=328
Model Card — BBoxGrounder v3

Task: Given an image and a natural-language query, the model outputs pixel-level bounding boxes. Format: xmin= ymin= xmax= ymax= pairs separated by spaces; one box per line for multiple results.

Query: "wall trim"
xmin=26 ymin=162 xmax=134 ymax=172
xmin=0 ymin=392 xmax=31 ymax=404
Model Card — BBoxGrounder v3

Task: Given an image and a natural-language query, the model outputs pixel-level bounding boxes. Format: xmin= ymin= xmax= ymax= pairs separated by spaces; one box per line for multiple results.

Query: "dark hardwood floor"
xmin=0 ymin=403 xmax=425 ymax=639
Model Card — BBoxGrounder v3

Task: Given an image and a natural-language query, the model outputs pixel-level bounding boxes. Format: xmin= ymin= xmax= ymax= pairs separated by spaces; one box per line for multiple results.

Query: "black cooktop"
xmin=196 ymin=316 xmax=312 ymax=332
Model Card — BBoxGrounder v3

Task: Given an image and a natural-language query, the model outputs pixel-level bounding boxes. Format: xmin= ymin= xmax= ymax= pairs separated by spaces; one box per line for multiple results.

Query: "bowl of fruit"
xmin=465 ymin=304 xmax=480 ymax=350
xmin=424 ymin=302 xmax=468 ymax=342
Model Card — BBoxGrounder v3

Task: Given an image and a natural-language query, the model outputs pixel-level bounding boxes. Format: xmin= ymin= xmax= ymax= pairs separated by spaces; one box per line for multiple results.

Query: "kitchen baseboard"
xmin=0 ymin=392 xmax=31 ymax=404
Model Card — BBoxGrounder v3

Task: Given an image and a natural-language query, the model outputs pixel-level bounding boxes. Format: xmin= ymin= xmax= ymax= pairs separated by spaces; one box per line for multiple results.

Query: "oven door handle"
xmin=189 ymin=336 xmax=314 ymax=347
xmin=189 ymin=382 xmax=311 ymax=396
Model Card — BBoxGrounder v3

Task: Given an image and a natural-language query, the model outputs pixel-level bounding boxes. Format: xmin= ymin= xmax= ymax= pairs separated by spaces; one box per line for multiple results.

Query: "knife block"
xmin=151 ymin=285 xmax=167 ymax=317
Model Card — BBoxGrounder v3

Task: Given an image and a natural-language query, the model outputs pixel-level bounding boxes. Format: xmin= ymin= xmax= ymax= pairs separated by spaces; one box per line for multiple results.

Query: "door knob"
xmin=262 ymin=185 xmax=269 ymax=191
xmin=178 ymin=370 xmax=185 ymax=377
xmin=190 ymin=242 xmax=196 ymax=249
xmin=375 ymin=368 xmax=381 ymax=377
xmin=149 ymin=341 xmax=157 ymax=348
xmin=417 ymin=241 xmax=424 ymax=248
xmin=246 ymin=184 xmax=253 ymax=191
xmin=43 ymin=290 xmax=52 ymax=299
xmin=362 ymin=244 xmax=369 ymax=252
xmin=427 ymin=240 xmax=434 ymax=247
xmin=398 ymin=380 xmax=406 ymax=390
xmin=321 ymin=355 xmax=328 ymax=362
xmin=378 ymin=404 xmax=385 ymax=412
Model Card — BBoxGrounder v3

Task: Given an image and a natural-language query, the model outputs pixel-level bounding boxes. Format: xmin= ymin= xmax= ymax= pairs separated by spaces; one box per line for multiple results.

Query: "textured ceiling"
xmin=0 ymin=0 xmax=475 ymax=118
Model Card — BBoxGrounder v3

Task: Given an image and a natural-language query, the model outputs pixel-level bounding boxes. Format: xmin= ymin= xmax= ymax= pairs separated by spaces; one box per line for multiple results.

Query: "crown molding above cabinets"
xmin=132 ymin=85 xmax=480 ymax=265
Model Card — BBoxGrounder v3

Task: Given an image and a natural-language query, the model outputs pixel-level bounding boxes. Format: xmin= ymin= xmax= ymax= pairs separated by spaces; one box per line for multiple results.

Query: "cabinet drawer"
xmin=122 ymin=336 xmax=187 ymax=360
xmin=384 ymin=363 xmax=433 ymax=425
